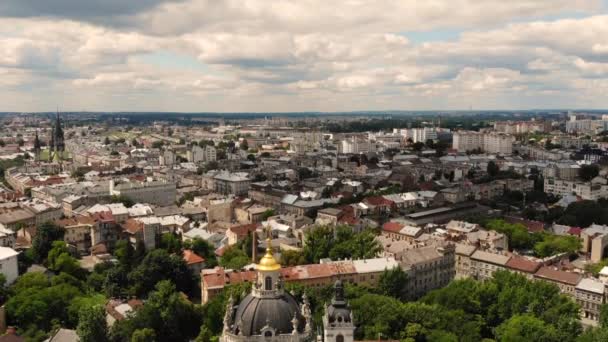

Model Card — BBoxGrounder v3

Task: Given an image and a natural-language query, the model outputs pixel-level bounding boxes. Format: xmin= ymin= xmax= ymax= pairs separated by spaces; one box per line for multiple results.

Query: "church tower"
xmin=33 ymin=130 xmax=41 ymax=162
xmin=323 ymin=281 xmax=355 ymax=342
xmin=49 ymin=111 xmax=65 ymax=162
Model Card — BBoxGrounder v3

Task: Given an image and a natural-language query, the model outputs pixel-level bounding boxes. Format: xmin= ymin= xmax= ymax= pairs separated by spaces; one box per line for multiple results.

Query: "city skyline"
xmin=1 ymin=1 xmax=608 ymax=112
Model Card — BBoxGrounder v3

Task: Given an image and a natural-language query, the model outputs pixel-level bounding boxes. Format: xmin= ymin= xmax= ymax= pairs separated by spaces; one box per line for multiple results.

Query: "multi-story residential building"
xmin=452 ymin=131 xmax=514 ymax=154
xmin=575 ymin=278 xmax=605 ymax=322
xmin=110 ymin=179 xmax=177 ymax=206
xmin=452 ymin=131 xmax=483 ymax=152
xmin=544 ymin=178 xmax=608 ymax=200
xmin=483 ymin=133 xmax=514 ymax=154
xmin=0 ymin=247 xmax=19 ymax=284
xmin=543 ymin=163 xmax=580 ymax=181
xmin=401 ymin=243 xmax=455 ymax=298
xmin=469 ymin=250 xmax=510 ymax=281
xmin=533 ymin=266 xmax=581 ymax=296
xmin=581 ymin=224 xmax=608 ymax=263
xmin=340 ymin=137 xmax=376 ymax=154
xmin=201 ymin=257 xmax=399 ymax=304
xmin=494 ymin=120 xmax=550 ymax=134
xmin=213 ymin=171 xmax=251 ymax=196
xmin=455 ymin=243 xmax=476 ymax=279
xmin=187 ymin=145 xmax=217 ymax=163
xmin=57 ymin=216 xmax=95 ymax=253
xmin=514 ymin=145 xmax=570 ymax=160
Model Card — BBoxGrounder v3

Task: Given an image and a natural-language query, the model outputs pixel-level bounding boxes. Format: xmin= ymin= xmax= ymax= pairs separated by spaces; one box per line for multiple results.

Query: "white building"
xmin=187 ymin=145 xmax=217 ymax=163
xmin=544 ymin=178 xmax=608 ymax=200
xmin=452 ymin=131 xmax=514 ymax=154
xmin=110 ymin=180 xmax=177 ymax=206
xmin=340 ymin=137 xmax=376 ymax=154
xmin=0 ymin=247 xmax=19 ymax=284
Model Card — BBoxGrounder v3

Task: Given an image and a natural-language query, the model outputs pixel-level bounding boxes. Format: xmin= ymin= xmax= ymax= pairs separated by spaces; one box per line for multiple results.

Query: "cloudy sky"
xmin=1 ymin=0 xmax=608 ymax=112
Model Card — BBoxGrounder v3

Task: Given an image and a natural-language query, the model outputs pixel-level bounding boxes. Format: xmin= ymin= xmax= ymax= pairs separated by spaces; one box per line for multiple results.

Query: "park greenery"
xmin=4 ymin=221 xmax=220 ymax=341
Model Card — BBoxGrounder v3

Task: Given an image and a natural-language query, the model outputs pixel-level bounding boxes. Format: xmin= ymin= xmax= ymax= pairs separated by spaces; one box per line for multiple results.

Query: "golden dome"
xmin=257 ymin=238 xmax=281 ymax=271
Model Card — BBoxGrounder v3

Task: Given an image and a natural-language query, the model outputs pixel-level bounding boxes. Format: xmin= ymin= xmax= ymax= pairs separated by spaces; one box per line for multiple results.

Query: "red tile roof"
xmin=229 ymin=223 xmax=259 ymax=237
xmin=505 ymin=256 xmax=542 ymax=274
xmin=534 ymin=266 xmax=581 ymax=286
xmin=568 ymin=227 xmax=582 ymax=236
xmin=382 ymin=222 xmax=404 ymax=233
xmin=183 ymin=249 xmax=205 ymax=265
xmin=364 ymin=196 xmax=394 ymax=207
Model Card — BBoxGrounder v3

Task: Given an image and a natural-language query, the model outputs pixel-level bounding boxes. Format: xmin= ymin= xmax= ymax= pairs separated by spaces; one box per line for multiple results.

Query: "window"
xmin=336 ymin=335 xmax=344 ymax=342
xmin=265 ymin=276 xmax=272 ymax=291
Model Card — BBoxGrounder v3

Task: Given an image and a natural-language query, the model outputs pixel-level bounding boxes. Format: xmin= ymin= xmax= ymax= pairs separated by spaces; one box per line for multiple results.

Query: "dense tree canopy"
xmin=303 ymin=226 xmax=381 ymax=263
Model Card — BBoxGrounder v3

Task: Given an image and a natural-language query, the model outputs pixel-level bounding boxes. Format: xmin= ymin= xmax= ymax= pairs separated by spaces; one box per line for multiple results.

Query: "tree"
xmin=183 ymin=238 xmax=217 ymax=268
xmin=486 ymin=161 xmax=499 ymax=177
xmin=579 ymin=164 xmax=599 ymax=182
xmin=280 ymin=250 xmax=307 ymax=266
xmin=412 ymin=142 xmax=425 ymax=151
xmin=77 ymin=305 xmax=108 ymax=342
xmin=600 ymin=304 xmax=608 ymax=328
xmin=110 ymin=281 xmax=202 ymax=342
xmin=131 ymin=138 xmax=139 ymax=147
xmin=30 ymin=222 xmax=65 ymax=263
xmin=131 ymin=328 xmax=156 ymax=342
xmin=104 ymin=137 xmax=111 ymax=145
xmin=47 ymin=241 xmax=80 ymax=276
xmin=110 ymin=194 xmax=135 ymax=208
xmin=240 ymin=140 xmax=249 ymax=150
xmin=219 ymin=245 xmax=250 ymax=270
xmin=204 ymin=161 xmax=219 ymax=172
xmin=261 ymin=209 xmax=275 ymax=220
xmin=110 ymin=150 xmax=119 ymax=156
xmin=128 ymin=249 xmax=194 ymax=297
xmin=495 ymin=315 xmax=559 ymax=342
xmin=195 ymin=326 xmax=213 ymax=342
xmin=247 ymin=154 xmax=256 ymax=162
xmin=151 ymin=141 xmax=164 ymax=149
xmin=378 ymin=267 xmax=409 ymax=301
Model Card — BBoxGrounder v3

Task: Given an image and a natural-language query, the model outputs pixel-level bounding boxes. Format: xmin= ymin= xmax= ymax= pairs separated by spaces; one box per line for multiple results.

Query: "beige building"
xmin=469 ymin=250 xmax=510 ymax=281
xmin=581 ymin=224 xmax=608 ymax=263
xmin=401 ymin=243 xmax=456 ymax=299
xmin=575 ymin=278 xmax=605 ymax=323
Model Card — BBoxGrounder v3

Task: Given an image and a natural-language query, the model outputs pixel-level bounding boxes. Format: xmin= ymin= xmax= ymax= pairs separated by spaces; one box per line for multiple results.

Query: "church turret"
xmin=323 ymin=281 xmax=355 ymax=342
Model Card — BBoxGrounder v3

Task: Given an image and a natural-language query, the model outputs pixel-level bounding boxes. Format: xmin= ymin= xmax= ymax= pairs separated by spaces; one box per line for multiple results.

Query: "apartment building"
xmin=213 ymin=171 xmax=251 ymax=196
xmin=110 ymin=179 xmax=177 ymax=206
xmin=469 ymin=250 xmax=510 ymax=281
xmin=575 ymin=278 xmax=605 ymax=322
xmin=187 ymin=145 xmax=217 ymax=163
xmin=200 ymin=257 xmax=399 ymax=304
xmin=401 ymin=244 xmax=456 ymax=298
xmin=452 ymin=131 xmax=514 ymax=154
xmin=544 ymin=178 xmax=608 ymax=200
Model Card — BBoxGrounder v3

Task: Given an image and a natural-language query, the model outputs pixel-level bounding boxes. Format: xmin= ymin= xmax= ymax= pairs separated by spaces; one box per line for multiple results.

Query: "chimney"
xmin=252 ymin=230 xmax=257 ymax=262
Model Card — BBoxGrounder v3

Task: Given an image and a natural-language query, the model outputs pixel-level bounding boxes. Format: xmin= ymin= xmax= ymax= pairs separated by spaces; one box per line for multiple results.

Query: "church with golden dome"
xmin=220 ymin=238 xmax=314 ymax=342
xmin=220 ymin=236 xmax=357 ymax=342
